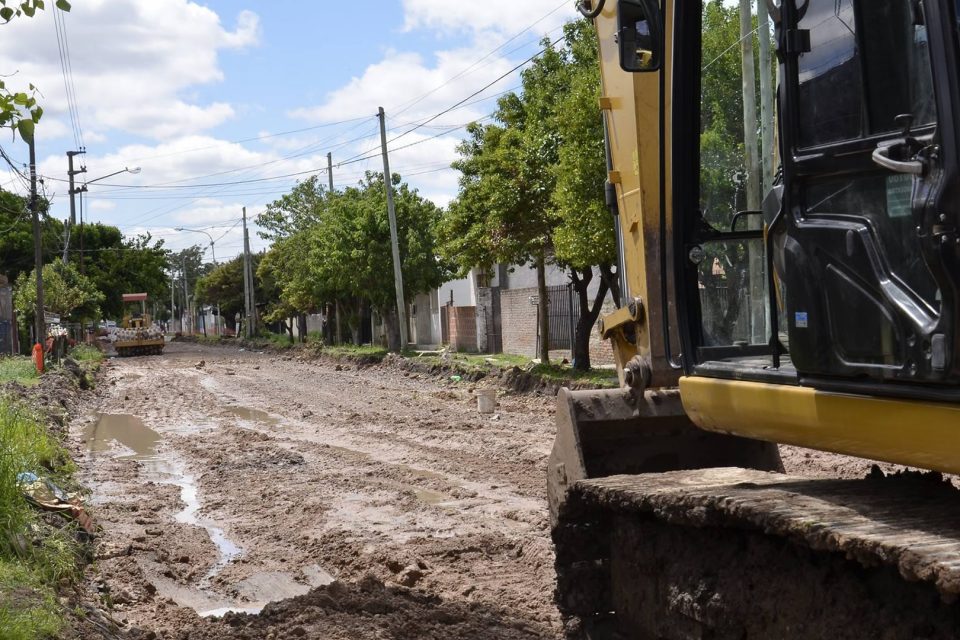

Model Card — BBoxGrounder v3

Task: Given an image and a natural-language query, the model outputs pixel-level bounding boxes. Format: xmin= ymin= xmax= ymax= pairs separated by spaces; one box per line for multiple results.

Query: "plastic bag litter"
xmin=17 ymin=472 xmax=94 ymax=533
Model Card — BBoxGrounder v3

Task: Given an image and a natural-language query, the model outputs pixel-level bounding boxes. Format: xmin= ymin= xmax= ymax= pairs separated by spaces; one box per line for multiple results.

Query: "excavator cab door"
xmin=775 ymin=0 xmax=960 ymax=390
xmin=675 ymin=0 xmax=960 ymax=399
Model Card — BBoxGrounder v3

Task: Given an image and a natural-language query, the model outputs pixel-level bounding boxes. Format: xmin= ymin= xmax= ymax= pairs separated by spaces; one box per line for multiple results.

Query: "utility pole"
xmin=241 ymin=207 xmax=253 ymax=338
xmin=378 ymin=106 xmax=408 ymax=352
xmin=327 ymin=152 xmax=334 ymax=192
xmin=181 ymin=257 xmax=190 ymax=335
xmin=64 ymin=150 xmax=85 ymax=263
xmin=28 ymin=136 xmax=44 ymax=345
xmin=170 ymin=271 xmax=176 ymax=333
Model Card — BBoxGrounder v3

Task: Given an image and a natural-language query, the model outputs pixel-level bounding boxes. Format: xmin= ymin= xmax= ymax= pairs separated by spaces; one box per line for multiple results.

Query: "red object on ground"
xmin=32 ymin=343 xmax=44 ymax=374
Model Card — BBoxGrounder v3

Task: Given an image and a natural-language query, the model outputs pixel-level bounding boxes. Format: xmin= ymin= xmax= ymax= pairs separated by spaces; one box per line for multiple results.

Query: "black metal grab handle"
xmin=577 ymin=0 xmax=606 ymax=20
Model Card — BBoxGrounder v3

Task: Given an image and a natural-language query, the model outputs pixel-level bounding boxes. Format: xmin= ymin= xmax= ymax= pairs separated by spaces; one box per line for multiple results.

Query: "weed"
xmin=0 ymin=398 xmax=81 ymax=638
xmin=0 ymin=358 xmax=39 ymax=386
xmin=67 ymin=344 xmax=104 ymax=364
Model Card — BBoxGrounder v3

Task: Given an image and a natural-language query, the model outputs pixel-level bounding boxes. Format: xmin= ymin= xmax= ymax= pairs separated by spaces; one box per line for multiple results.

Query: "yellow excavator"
xmin=549 ymin=1 xmax=960 ymax=637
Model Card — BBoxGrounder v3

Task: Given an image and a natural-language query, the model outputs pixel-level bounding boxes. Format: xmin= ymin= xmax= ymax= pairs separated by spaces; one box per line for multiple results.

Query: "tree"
xmin=196 ymin=254 xmax=265 ymax=332
xmin=14 ymin=261 xmax=103 ymax=330
xmin=255 ymin=175 xmax=327 ymax=241
xmin=80 ymin=227 xmax=170 ymax=320
xmin=549 ymin=20 xmax=619 ymax=370
xmin=0 ymin=0 xmax=71 ymax=142
xmin=310 ymin=172 xmax=450 ymax=351
xmin=439 ymin=20 xmax=615 ymax=366
xmin=0 ymin=188 xmax=62 ymax=283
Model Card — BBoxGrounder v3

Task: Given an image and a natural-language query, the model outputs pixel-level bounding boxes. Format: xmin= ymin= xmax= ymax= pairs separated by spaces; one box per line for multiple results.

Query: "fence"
xmin=537 ymin=284 xmax=581 ymax=351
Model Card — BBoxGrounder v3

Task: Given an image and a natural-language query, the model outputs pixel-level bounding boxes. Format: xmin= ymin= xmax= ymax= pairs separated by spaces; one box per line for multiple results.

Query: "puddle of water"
xmin=85 ymin=415 xmax=243 ymax=584
xmin=223 ymin=406 xmax=279 ymax=426
xmin=85 ymin=413 xmax=335 ymax=617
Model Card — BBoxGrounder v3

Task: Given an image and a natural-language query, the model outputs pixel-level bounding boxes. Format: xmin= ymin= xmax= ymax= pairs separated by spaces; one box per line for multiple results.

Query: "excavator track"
xmin=554 ymin=467 xmax=960 ymax=639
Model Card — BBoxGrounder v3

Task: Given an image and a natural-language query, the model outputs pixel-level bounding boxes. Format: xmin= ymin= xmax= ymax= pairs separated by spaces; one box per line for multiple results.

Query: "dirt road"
xmin=71 ymin=342 xmax=562 ymax=639
xmin=70 ymin=341 xmax=911 ymax=640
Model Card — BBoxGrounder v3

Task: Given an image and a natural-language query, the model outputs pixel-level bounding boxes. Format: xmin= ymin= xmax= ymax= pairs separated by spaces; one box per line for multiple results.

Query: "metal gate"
xmin=536 ymin=284 xmax=581 ymax=351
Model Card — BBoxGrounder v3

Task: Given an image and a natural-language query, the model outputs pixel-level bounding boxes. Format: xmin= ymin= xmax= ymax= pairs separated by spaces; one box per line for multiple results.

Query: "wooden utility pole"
xmin=377 ymin=106 xmax=408 ymax=352
xmin=757 ymin=0 xmax=775 ymax=194
xmin=327 ymin=152 xmax=334 ymax=192
xmin=181 ymin=257 xmax=190 ymax=335
xmin=241 ymin=207 xmax=251 ymax=338
xmin=28 ymin=136 xmax=44 ymax=345
xmin=241 ymin=207 xmax=256 ymax=338
xmin=170 ymin=271 xmax=176 ymax=333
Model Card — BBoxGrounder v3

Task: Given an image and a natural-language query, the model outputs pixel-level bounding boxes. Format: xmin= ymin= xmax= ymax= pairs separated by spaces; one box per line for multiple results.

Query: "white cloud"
xmin=402 ymin=0 xmax=573 ymax=36
xmin=0 ymin=1 xmax=259 ymax=141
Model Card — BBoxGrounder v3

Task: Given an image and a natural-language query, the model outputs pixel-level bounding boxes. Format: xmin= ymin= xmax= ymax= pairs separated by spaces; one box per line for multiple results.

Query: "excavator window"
xmin=676 ymin=0 xmax=958 ymax=394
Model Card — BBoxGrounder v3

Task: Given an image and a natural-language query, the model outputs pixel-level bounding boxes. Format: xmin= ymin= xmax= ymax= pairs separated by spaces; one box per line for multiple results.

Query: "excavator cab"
xmin=551 ymin=1 xmax=960 ymax=635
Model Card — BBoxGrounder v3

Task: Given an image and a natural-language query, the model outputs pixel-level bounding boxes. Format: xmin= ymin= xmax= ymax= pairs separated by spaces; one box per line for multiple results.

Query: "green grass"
xmin=0 ymin=358 xmax=39 ymax=387
xmin=323 ymin=344 xmax=389 ymax=361
xmin=529 ymin=362 xmax=619 ymax=387
xmin=67 ymin=344 xmax=104 ymax=364
xmin=0 ymin=398 xmax=82 ymax=639
xmin=0 ymin=561 xmax=63 ymax=640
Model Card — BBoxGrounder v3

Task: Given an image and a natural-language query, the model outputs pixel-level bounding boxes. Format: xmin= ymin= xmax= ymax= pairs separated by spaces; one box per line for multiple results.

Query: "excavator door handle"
xmin=872 ymin=141 xmax=924 ymax=175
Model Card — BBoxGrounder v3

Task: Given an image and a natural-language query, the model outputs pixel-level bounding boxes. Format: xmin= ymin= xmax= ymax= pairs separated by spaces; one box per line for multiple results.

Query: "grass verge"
xmin=0 ymin=397 xmax=81 ymax=639
xmin=0 ymin=357 xmax=39 ymax=387
xmin=67 ymin=344 xmax=104 ymax=364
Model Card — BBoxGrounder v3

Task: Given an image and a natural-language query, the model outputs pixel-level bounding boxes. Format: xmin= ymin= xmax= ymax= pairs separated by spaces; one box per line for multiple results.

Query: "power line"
xmin=390 ymin=0 xmax=568 ymax=119
xmin=337 ymin=37 xmax=562 ymax=168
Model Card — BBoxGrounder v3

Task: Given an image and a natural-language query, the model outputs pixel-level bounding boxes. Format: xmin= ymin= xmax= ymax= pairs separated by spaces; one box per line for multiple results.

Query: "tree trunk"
xmin=384 ymin=305 xmax=401 ymax=353
xmin=353 ymin=298 xmax=363 ymax=345
xmin=571 ymin=268 xmax=611 ymax=371
xmin=536 ymin=256 xmax=550 ymax=363
xmin=598 ymin=263 xmax=621 ymax=308
xmin=335 ymin=300 xmax=343 ymax=345
xmin=299 ymin=314 xmax=307 ymax=343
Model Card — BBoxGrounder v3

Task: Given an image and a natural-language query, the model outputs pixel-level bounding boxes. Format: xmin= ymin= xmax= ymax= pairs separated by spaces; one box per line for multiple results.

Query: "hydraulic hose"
xmin=577 ymin=0 xmax=605 ymax=20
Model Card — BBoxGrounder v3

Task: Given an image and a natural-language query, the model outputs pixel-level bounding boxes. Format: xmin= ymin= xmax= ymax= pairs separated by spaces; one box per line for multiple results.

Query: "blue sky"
xmin=0 ymin=0 xmax=577 ymax=263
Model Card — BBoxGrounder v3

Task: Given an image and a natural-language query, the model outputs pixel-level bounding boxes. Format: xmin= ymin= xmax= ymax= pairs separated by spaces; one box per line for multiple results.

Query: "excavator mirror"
xmin=617 ymin=0 xmax=661 ymax=72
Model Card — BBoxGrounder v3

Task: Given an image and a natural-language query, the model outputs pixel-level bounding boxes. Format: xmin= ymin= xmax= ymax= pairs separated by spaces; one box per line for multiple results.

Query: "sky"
xmin=0 ymin=0 xmax=578 ymax=264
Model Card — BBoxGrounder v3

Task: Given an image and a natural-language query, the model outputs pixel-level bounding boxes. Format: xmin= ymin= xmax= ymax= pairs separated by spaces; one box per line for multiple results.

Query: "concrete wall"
xmin=475 ymin=287 xmax=502 ymax=354
xmin=447 ymin=306 xmax=477 ymax=352
xmin=411 ymin=292 xmax=437 ymax=347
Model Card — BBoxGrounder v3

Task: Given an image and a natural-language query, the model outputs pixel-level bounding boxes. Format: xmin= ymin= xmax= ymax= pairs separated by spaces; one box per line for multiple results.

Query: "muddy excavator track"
xmin=553 ymin=467 xmax=960 ymax=639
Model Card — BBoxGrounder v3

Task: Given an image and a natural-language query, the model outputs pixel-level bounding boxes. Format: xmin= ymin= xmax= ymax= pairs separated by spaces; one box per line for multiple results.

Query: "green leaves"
xmin=0 ymin=0 xmax=64 ymax=139
xmin=16 ymin=118 xmax=33 ymax=142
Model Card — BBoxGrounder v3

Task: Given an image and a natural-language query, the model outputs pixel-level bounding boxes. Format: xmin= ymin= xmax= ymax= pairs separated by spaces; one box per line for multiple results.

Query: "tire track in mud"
xmin=71 ymin=342 xmax=563 ymax=639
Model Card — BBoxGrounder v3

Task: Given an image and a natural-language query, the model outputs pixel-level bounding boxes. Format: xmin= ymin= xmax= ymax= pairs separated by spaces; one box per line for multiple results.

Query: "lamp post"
xmin=72 ymin=166 xmax=141 ymax=274
xmin=176 ymin=227 xmax=220 ymax=336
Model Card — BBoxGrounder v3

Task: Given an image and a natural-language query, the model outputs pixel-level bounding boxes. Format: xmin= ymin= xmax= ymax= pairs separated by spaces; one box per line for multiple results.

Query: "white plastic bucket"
xmin=477 ymin=389 xmax=497 ymax=414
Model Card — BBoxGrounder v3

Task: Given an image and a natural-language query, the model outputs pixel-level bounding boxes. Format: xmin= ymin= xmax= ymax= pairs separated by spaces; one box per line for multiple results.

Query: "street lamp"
xmin=176 ymin=227 xmax=220 ymax=336
xmin=70 ymin=166 xmax=142 ymax=273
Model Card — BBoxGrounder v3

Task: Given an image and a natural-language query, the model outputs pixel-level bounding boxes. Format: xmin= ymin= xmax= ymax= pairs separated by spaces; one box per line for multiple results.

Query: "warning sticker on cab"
xmin=795 ymin=312 xmax=808 ymax=329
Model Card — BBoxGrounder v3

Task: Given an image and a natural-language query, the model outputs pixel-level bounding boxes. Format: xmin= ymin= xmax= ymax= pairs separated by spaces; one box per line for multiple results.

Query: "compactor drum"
xmin=552 ymin=0 xmax=960 ymax=637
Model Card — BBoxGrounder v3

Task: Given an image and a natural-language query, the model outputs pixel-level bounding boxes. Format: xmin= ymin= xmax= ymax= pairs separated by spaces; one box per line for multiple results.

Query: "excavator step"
xmin=555 ymin=467 xmax=960 ymax=639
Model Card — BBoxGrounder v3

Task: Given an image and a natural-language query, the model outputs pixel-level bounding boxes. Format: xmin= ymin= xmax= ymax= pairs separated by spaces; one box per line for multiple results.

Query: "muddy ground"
xmin=68 ymin=342 xmax=908 ymax=640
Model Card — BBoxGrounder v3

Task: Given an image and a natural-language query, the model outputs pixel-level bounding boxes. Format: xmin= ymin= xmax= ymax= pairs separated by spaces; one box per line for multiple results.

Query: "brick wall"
xmin=447 ymin=306 xmax=477 ymax=352
xmin=500 ymin=287 xmax=539 ymax=358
